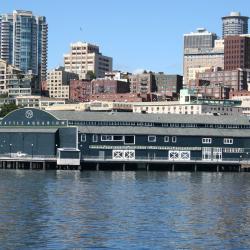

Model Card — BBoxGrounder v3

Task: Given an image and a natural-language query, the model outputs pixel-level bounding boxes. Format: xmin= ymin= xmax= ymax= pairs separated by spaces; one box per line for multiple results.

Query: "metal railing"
xmin=82 ymin=155 xmax=250 ymax=164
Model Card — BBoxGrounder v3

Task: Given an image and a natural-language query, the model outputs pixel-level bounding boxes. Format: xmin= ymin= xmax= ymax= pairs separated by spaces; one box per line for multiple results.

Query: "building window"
xmin=81 ymin=134 xmax=86 ymax=142
xmin=92 ymin=134 xmax=98 ymax=142
xmin=164 ymin=136 xmax=169 ymax=142
xmin=148 ymin=136 xmax=156 ymax=142
xmin=172 ymin=136 xmax=177 ymax=143
xmin=124 ymin=135 xmax=135 ymax=144
xmin=101 ymin=135 xmax=112 ymax=141
xmin=202 ymin=138 xmax=212 ymax=144
xmin=224 ymin=138 xmax=233 ymax=144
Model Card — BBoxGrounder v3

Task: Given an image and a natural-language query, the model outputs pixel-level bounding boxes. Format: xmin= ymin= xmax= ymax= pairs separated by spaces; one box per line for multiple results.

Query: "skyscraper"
xmin=222 ymin=12 xmax=249 ymax=38
xmin=0 ymin=10 xmax=48 ymax=91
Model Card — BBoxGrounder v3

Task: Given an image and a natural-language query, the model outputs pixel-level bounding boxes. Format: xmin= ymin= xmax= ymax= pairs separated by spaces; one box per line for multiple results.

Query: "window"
xmin=101 ymin=135 xmax=112 ymax=141
xmin=224 ymin=138 xmax=233 ymax=144
xmin=164 ymin=136 xmax=169 ymax=142
xmin=81 ymin=134 xmax=86 ymax=142
xmin=113 ymin=135 xmax=123 ymax=141
xmin=148 ymin=136 xmax=156 ymax=142
xmin=172 ymin=136 xmax=177 ymax=143
xmin=92 ymin=134 xmax=98 ymax=142
xmin=202 ymin=138 xmax=212 ymax=144
xmin=124 ymin=135 xmax=135 ymax=144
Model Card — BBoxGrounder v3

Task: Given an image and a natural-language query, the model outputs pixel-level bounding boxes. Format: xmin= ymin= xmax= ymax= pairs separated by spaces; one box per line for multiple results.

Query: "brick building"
xmin=69 ymin=79 xmax=92 ymax=102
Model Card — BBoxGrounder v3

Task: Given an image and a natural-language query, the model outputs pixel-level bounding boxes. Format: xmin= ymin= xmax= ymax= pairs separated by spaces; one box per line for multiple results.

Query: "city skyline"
xmin=1 ymin=0 xmax=250 ymax=74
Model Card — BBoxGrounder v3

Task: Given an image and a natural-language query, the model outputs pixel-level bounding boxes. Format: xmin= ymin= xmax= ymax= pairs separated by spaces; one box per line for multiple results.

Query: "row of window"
xmin=80 ymin=134 xmax=235 ymax=145
xmin=69 ymin=120 xmax=250 ymax=129
xmin=202 ymin=138 xmax=233 ymax=144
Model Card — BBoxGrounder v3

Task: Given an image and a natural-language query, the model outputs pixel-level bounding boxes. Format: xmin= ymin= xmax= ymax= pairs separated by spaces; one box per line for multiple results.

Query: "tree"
xmin=86 ymin=71 xmax=96 ymax=80
xmin=0 ymin=103 xmax=19 ymax=117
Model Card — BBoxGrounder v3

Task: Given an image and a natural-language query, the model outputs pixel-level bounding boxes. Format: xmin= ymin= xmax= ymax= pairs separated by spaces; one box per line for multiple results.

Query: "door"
xmin=202 ymin=147 xmax=212 ymax=160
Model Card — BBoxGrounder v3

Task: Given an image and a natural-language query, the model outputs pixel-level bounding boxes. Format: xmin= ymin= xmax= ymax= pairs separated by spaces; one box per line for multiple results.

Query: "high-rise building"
xmin=222 ymin=12 xmax=249 ymax=38
xmin=0 ymin=10 xmax=48 ymax=91
xmin=184 ymin=28 xmax=217 ymax=49
xmin=64 ymin=42 xmax=112 ymax=79
xmin=183 ymin=28 xmax=224 ymax=86
xmin=224 ymin=35 xmax=250 ymax=71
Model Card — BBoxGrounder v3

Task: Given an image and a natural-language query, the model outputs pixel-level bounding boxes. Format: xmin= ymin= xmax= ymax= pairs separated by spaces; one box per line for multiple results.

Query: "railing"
xmin=82 ymin=155 xmax=250 ymax=164
xmin=0 ymin=154 xmax=56 ymax=160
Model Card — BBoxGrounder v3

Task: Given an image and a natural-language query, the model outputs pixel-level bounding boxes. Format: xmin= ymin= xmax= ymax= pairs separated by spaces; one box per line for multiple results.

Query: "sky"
xmin=1 ymin=0 xmax=250 ymax=74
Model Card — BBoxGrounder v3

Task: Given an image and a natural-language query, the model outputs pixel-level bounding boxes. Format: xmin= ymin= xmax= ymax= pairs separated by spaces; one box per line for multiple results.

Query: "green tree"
xmin=0 ymin=103 xmax=19 ymax=117
xmin=86 ymin=71 xmax=96 ymax=80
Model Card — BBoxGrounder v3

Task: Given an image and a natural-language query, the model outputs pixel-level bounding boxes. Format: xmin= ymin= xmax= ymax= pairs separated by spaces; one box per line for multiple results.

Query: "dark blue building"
xmin=1 ymin=108 xmax=250 ymax=170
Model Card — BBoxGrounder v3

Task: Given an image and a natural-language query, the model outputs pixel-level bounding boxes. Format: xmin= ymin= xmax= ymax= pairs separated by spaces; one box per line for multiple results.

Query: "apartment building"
xmin=64 ymin=42 xmax=112 ymax=79
xmin=47 ymin=67 xmax=78 ymax=99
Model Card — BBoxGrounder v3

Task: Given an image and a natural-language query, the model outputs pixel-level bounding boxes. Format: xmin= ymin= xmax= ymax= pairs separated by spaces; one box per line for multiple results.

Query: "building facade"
xmin=47 ymin=67 xmax=78 ymax=99
xmin=64 ymin=42 xmax=112 ymax=79
xmin=1 ymin=108 xmax=250 ymax=168
xmin=69 ymin=79 xmax=92 ymax=102
xmin=0 ymin=10 xmax=48 ymax=89
xmin=154 ymin=73 xmax=183 ymax=96
xmin=222 ymin=12 xmax=249 ymax=38
xmin=183 ymin=29 xmax=224 ymax=86
xmin=224 ymin=35 xmax=250 ymax=71
xmin=129 ymin=72 xmax=156 ymax=96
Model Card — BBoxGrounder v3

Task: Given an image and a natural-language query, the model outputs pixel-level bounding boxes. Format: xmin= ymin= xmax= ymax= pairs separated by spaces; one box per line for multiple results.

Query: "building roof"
xmin=48 ymin=111 xmax=250 ymax=125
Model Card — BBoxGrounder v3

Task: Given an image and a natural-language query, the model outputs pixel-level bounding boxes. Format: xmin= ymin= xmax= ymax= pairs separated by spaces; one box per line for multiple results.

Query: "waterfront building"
xmin=224 ymin=35 xmax=250 ymax=71
xmin=222 ymin=12 xmax=249 ymax=38
xmin=47 ymin=67 xmax=78 ymax=99
xmin=0 ymin=107 xmax=249 ymax=169
xmin=0 ymin=10 xmax=48 ymax=90
xmin=183 ymin=28 xmax=224 ymax=86
xmin=63 ymin=42 xmax=112 ymax=79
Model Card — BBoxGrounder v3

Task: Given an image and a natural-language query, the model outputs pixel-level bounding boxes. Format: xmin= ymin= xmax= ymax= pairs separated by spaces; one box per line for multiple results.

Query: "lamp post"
xmin=31 ymin=144 xmax=34 ymax=158
xmin=9 ymin=143 xmax=12 ymax=158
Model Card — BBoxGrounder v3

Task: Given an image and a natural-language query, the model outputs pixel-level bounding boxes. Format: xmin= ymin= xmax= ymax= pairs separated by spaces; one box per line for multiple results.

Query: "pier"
xmin=0 ymin=155 xmax=249 ymax=172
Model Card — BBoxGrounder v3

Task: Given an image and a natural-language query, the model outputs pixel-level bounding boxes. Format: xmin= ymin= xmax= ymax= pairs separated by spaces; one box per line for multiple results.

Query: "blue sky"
xmin=1 ymin=0 xmax=249 ymax=74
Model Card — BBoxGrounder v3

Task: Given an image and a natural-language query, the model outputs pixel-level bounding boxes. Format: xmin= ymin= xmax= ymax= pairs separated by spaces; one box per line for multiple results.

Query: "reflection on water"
xmin=0 ymin=170 xmax=249 ymax=249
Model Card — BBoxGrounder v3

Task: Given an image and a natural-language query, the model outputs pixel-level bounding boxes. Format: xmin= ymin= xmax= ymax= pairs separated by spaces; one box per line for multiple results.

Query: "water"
xmin=0 ymin=170 xmax=249 ymax=249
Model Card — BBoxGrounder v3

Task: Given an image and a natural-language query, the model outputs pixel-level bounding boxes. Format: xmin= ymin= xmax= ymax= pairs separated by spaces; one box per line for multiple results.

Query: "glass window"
xmin=202 ymin=138 xmax=212 ymax=144
xmin=148 ymin=136 xmax=156 ymax=142
xmin=224 ymin=138 xmax=233 ymax=144
xmin=81 ymin=134 xmax=86 ymax=142
xmin=164 ymin=136 xmax=169 ymax=142
xmin=92 ymin=134 xmax=98 ymax=142
xmin=172 ymin=136 xmax=177 ymax=143
xmin=124 ymin=135 xmax=135 ymax=144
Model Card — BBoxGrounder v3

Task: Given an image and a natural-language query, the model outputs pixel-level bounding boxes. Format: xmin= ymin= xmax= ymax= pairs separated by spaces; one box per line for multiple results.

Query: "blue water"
xmin=0 ymin=170 xmax=249 ymax=249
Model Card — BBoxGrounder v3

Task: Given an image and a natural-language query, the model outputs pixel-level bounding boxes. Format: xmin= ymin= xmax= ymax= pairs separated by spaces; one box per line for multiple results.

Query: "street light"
xmin=9 ymin=144 xmax=12 ymax=158
xmin=31 ymin=144 xmax=34 ymax=158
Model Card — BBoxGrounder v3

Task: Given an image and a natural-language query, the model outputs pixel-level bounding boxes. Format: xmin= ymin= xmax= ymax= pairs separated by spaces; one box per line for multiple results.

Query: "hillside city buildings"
xmin=1 ymin=9 xmax=250 ymax=118
xmin=0 ymin=10 xmax=47 ymax=92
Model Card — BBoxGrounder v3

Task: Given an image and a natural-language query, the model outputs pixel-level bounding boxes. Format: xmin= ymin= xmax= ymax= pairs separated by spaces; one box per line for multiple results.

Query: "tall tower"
xmin=0 ymin=10 xmax=48 ymax=91
xmin=222 ymin=12 xmax=249 ymax=38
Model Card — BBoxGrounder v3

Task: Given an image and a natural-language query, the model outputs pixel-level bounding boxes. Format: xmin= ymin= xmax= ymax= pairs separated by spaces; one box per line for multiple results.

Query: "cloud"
xmin=132 ymin=68 xmax=146 ymax=74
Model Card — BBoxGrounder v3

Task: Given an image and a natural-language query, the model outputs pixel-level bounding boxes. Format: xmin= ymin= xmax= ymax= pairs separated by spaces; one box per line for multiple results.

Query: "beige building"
xmin=47 ymin=67 xmax=78 ymax=99
xmin=64 ymin=42 xmax=112 ymax=79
